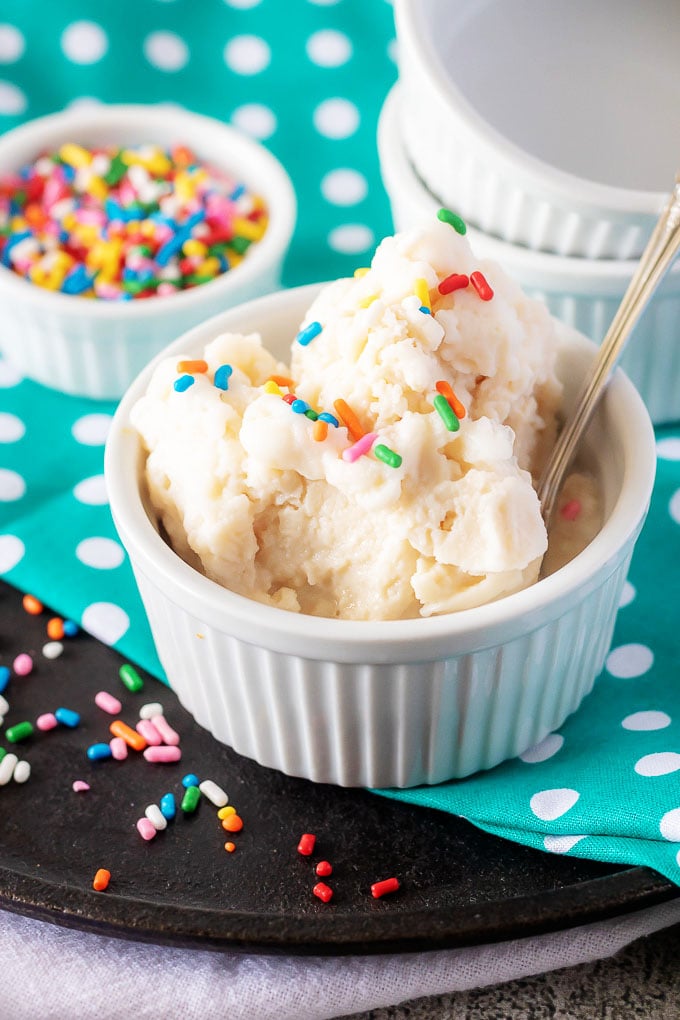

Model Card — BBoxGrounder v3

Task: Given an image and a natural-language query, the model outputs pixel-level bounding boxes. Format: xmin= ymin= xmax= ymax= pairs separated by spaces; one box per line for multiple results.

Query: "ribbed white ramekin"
xmin=379 ymin=85 xmax=680 ymax=426
xmin=105 ymin=284 xmax=656 ymax=788
xmin=0 ymin=105 xmax=295 ymax=400
xmin=394 ymin=0 xmax=671 ymax=259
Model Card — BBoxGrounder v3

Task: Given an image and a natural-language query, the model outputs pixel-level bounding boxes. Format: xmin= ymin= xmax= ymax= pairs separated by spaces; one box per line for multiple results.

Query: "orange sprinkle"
xmin=109 ymin=719 xmax=147 ymax=752
xmin=224 ymin=841 xmax=236 ymax=853
xmin=333 ymin=398 xmax=365 ymax=442
xmin=221 ymin=814 xmax=244 ymax=833
xmin=217 ymin=805 xmax=236 ymax=819
xmin=313 ymin=420 xmax=329 ymax=442
xmin=46 ymin=617 xmax=65 ymax=640
xmin=22 ymin=594 xmax=43 ymax=616
xmin=435 ymin=380 xmax=466 ymax=420
xmin=268 ymin=374 xmax=296 ymax=388
xmin=177 ymin=359 xmax=208 ymax=374
xmin=92 ymin=868 xmax=111 ymax=892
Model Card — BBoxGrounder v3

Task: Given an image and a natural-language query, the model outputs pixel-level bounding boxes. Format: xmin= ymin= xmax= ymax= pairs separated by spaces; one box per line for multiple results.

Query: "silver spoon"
xmin=538 ymin=172 xmax=680 ymax=526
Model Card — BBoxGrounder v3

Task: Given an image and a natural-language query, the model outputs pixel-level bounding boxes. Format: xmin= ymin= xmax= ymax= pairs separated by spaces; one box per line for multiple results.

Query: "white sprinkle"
xmin=0 ymin=753 xmax=18 ymax=785
xmin=199 ymin=779 xmax=228 ymax=808
xmin=0 ymin=694 xmax=9 ymax=716
xmin=42 ymin=641 xmax=64 ymax=660
xmin=145 ymin=803 xmax=168 ymax=830
xmin=139 ymin=702 xmax=164 ymax=720
xmin=13 ymin=760 xmax=30 ymax=784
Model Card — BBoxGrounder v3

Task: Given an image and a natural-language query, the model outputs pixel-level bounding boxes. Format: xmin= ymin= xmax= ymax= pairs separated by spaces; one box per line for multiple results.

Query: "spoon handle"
xmin=538 ymin=172 xmax=680 ymax=524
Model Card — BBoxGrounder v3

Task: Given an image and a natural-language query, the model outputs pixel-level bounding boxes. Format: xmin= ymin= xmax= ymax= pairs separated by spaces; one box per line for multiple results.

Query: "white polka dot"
xmin=81 ymin=602 xmax=130 ymax=646
xmin=0 ymin=361 xmax=22 ymax=386
xmin=68 ymin=96 xmax=102 ymax=112
xmin=0 ymin=25 xmax=24 ymax=63
xmin=61 ymin=21 xmax=108 ymax=64
xmin=223 ymin=0 xmax=262 ymax=7
xmin=529 ymin=788 xmax=580 ymax=821
xmin=618 ymin=580 xmax=636 ymax=608
xmin=231 ymin=103 xmax=277 ymax=140
xmin=656 ymin=437 xmax=680 ymax=460
xmin=144 ymin=31 xmax=189 ymax=71
xmin=0 ymin=80 xmax=26 ymax=115
xmin=321 ymin=168 xmax=368 ymax=206
xmin=307 ymin=0 xmax=341 ymax=5
xmin=71 ymin=413 xmax=112 ymax=446
xmin=306 ymin=30 xmax=352 ymax=68
xmin=519 ymin=733 xmax=564 ymax=764
xmin=670 ymin=489 xmax=680 ymax=525
xmin=328 ymin=224 xmax=374 ymax=254
xmin=313 ymin=97 xmax=360 ymax=139
xmin=0 ymin=413 xmax=24 ymax=442
xmin=660 ymin=807 xmax=680 ymax=841
xmin=622 ymin=710 xmax=671 ymax=731
xmin=634 ymin=752 xmax=680 ymax=777
xmin=224 ymin=35 xmax=270 ymax=75
xmin=76 ymin=537 xmax=125 ymax=570
xmin=73 ymin=474 xmax=109 ymax=505
xmin=606 ymin=643 xmax=654 ymax=679
xmin=0 ymin=468 xmax=25 ymax=501
xmin=387 ymin=37 xmax=398 ymax=63
xmin=0 ymin=534 xmax=24 ymax=572
xmin=543 ymin=834 xmax=587 ymax=854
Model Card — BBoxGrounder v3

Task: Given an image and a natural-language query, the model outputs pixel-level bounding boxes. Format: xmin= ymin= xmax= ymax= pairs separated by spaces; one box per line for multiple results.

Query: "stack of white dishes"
xmin=381 ymin=0 xmax=680 ymax=424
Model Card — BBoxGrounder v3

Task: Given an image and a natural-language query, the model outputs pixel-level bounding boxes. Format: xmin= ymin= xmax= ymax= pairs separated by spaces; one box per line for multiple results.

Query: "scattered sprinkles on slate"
xmin=0 ymin=142 xmax=268 ymax=300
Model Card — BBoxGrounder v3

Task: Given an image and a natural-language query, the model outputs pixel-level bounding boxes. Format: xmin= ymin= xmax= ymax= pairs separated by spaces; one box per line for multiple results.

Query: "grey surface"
xmin=341 ymin=923 xmax=680 ymax=1018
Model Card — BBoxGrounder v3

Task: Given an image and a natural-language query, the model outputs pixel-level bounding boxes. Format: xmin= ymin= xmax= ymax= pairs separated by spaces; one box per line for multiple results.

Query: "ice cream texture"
xmin=132 ymin=216 xmax=585 ymax=620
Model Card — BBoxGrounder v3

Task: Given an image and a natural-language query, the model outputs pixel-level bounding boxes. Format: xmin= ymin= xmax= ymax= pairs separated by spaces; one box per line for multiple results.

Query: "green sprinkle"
xmin=6 ymin=721 xmax=34 ymax=744
xmin=433 ymin=393 xmax=460 ymax=432
xmin=374 ymin=444 xmax=403 ymax=469
xmin=437 ymin=208 xmax=467 ymax=235
xmin=182 ymin=274 xmax=215 ymax=285
xmin=227 ymin=236 xmax=252 ymax=255
xmin=104 ymin=152 xmax=128 ymax=186
xmin=304 ymin=408 xmax=319 ymax=421
xmin=119 ymin=663 xmax=144 ymax=693
xmin=0 ymin=747 xmax=6 ymax=762
xmin=181 ymin=785 xmax=201 ymax=814
xmin=122 ymin=280 xmax=147 ymax=295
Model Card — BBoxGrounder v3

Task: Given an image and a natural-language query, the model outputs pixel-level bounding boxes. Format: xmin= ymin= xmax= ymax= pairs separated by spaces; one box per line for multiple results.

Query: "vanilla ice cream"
xmin=131 ymin=215 xmax=597 ymax=620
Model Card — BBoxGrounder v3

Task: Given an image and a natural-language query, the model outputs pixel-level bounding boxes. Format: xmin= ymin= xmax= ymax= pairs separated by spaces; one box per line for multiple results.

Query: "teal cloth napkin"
xmin=1 ymin=0 xmax=680 ymax=887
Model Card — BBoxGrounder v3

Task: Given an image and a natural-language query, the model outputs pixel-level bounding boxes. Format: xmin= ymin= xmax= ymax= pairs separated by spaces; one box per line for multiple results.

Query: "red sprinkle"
xmin=470 ymin=271 xmax=494 ymax=301
xmin=282 ymin=393 xmax=297 ymax=405
xmin=438 ymin=272 xmax=469 ymax=295
xmin=371 ymin=877 xmax=400 ymax=899
xmin=560 ymin=498 xmax=582 ymax=521
xmin=315 ymin=860 xmax=333 ymax=877
xmin=297 ymin=833 xmax=316 ymax=856
xmin=313 ymin=881 xmax=333 ymax=903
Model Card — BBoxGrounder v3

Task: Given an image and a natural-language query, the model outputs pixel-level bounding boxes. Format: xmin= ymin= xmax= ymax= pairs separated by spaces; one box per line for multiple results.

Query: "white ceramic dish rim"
xmin=395 ymin=0 xmax=666 ymax=216
xmin=0 ymin=104 xmax=296 ymax=319
xmin=105 ymin=283 xmax=656 ymax=663
xmin=380 ymin=84 xmax=680 ymax=289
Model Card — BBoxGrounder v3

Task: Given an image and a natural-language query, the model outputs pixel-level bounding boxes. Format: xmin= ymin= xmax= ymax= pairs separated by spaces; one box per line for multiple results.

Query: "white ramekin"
xmin=0 ymin=105 xmax=296 ymax=400
xmin=394 ymin=0 xmax=672 ymax=259
xmin=105 ymin=283 xmax=656 ymax=789
xmin=379 ymin=85 xmax=680 ymax=426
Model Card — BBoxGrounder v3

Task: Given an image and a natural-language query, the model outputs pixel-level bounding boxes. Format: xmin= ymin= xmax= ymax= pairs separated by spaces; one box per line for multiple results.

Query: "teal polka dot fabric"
xmin=2 ymin=0 xmax=680 ymax=887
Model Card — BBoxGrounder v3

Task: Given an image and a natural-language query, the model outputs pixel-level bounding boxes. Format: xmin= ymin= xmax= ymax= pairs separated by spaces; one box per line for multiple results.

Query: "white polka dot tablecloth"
xmin=1 ymin=0 xmax=680 ymax=889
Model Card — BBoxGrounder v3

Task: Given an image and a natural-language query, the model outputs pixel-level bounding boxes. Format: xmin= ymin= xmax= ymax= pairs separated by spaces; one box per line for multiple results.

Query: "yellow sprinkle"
xmin=354 ymin=267 xmax=370 ymax=278
xmin=182 ymin=239 xmax=208 ymax=258
xmin=85 ymin=176 xmax=108 ymax=201
xmin=358 ymin=294 xmax=378 ymax=309
xmin=10 ymin=216 xmax=28 ymax=232
xmin=217 ymin=806 xmax=236 ymax=820
xmin=264 ymin=380 xmax=282 ymax=395
xmin=59 ymin=143 xmax=92 ymax=169
xmin=233 ymin=216 xmax=264 ymax=241
xmin=140 ymin=220 xmax=157 ymax=238
xmin=415 ymin=277 xmax=430 ymax=307
xmin=197 ymin=256 xmax=221 ymax=275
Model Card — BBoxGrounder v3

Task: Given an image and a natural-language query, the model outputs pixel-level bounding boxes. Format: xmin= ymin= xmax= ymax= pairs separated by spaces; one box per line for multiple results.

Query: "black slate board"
xmin=0 ymin=579 xmax=677 ymax=956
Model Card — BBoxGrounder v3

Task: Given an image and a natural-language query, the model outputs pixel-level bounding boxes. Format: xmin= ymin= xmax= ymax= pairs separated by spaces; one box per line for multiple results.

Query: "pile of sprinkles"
xmin=0 ymin=142 xmax=267 ymax=300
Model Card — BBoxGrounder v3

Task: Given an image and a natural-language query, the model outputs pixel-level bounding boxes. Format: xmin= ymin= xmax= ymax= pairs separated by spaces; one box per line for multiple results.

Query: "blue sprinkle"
xmin=1 ymin=230 xmax=32 ymax=267
xmin=230 ymin=183 xmax=246 ymax=201
xmin=55 ymin=707 xmax=80 ymax=728
xmin=160 ymin=793 xmax=176 ymax=821
xmin=213 ymin=364 xmax=233 ymax=391
xmin=317 ymin=412 xmax=339 ymax=427
xmin=296 ymin=320 xmax=322 ymax=347
xmin=0 ymin=666 xmax=10 ymax=693
xmin=87 ymin=742 xmax=113 ymax=762
xmin=291 ymin=398 xmax=309 ymax=414
xmin=419 ymin=305 xmax=431 ymax=315
xmin=182 ymin=773 xmax=200 ymax=788
xmin=174 ymin=375 xmax=194 ymax=393
xmin=61 ymin=265 xmax=94 ymax=295
xmin=63 ymin=620 xmax=79 ymax=637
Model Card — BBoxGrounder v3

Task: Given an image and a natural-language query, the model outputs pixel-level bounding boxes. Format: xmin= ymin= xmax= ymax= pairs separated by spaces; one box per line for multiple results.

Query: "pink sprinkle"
xmin=109 ymin=736 xmax=128 ymax=761
xmin=151 ymin=714 xmax=181 ymax=747
xmin=13 ymin=653 xmax=33 ymax=676
xmin=136 ymin=817 xmax=157 ymax=841
xmin=143 ymin=745 xmax=182 ymax=764
xmin=36 ymin=712 xmax=58 ymax=731
xmin=560 ymin=498 xmax=582 ymax=521
xmin=72 ymin=780 xmax=90 ymax=793
xmin=136 ymin=718 xmax=162 ymax=746
xmin=95 ymin=690 xmax=122 ymax=715
xmin=156 ymin=282 xmax=176 ymax=297
xmin=342 ymin=432 xmax=377 ymax=463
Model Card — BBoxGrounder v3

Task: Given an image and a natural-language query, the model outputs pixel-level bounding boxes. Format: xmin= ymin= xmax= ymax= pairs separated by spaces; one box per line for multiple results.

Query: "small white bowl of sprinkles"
xmin=106 ymin=214 xmax=655 ymax=788
xmin=0 ymin=104 xmax=296 ymax=400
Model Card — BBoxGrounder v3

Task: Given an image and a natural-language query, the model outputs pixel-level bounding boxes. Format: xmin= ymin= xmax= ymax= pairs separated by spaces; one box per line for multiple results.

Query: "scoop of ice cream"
xmin=132 ymin=217 xmax=564 ymax=619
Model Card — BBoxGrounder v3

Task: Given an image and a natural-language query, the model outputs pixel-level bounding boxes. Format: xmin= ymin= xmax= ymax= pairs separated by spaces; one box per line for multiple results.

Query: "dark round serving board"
xmin=0 ymin=579 xmax=676 ymax=956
